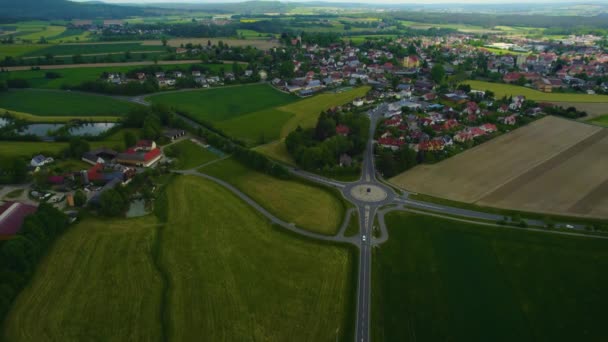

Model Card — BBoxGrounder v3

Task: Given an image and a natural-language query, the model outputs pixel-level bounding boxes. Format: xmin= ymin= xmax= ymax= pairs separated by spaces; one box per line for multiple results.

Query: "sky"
xmin=76 ymin=0 xmax=593 ymax=3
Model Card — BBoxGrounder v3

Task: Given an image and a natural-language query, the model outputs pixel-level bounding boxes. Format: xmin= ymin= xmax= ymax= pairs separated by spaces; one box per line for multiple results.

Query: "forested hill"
xmin=0 ymin=0 xmax=143 ymax=20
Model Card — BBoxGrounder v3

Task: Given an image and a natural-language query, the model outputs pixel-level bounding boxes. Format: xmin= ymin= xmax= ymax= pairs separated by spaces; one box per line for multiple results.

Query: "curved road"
xmin=27 ymin=88 xmax=605 ymax=341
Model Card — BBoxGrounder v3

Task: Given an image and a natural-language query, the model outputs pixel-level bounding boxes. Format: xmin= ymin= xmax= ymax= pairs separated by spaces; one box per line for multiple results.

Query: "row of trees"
xmin=285 ymin=110 xmax=369 ymax=175
xmin=0 ymin=204 xmax=69 ymax=321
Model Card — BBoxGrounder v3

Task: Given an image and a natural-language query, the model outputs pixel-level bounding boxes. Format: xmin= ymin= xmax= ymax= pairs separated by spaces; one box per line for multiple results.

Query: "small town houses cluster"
xmin=105 ymin=69 xmax=268 ymax=88
xmin=375 ymin=94 xmax=530 ymax=153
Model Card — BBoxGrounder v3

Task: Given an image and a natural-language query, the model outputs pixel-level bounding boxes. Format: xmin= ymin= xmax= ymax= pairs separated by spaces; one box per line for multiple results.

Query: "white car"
xmin=362 ymin=235 xmax=367 ymax=242
xmin=565 ymin=224 xmax=575 ymax=229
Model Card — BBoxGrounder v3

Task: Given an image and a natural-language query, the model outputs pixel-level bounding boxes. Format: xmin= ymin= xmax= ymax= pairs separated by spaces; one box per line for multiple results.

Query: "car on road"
xmin=565 ymin=224 xmax=575 ymax=229
xmin=362 ymin=235 xmax=367 ymax=242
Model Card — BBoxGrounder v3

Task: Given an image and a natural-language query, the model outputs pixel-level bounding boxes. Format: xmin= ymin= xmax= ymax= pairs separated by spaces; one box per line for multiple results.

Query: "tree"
xmin=161 ymin=38 xmax=168 ymax=47
xmin=431 ymin=64 xmax=446 ymax=84
xmin=279 ymin=60 xmax=295 ymax=79
xmin=99 ymin=189 xmax=128 ymax=217
xmin=67 ymin=138 xmax=90 ymax=158
xmin=123 ymin=131 xmax=137 ymax=148
xmin=74 ymin=190 xmax=87 ymax=207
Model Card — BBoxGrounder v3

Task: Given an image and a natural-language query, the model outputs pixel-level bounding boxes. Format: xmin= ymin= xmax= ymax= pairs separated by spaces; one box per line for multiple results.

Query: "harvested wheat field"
xmin=390 ymin=116 xmax=608 ymax=219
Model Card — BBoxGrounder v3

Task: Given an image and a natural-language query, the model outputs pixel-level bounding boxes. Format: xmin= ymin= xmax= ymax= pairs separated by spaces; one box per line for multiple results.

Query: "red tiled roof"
xmin=336 ymin=124 xmax=350 ymax=135
xmin=0 ymin=202 xmax=38 ymax=236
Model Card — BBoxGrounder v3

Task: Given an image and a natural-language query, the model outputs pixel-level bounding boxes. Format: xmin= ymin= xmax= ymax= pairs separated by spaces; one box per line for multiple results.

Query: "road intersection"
xmin=155 ymin=94 xmax=605 ymax=342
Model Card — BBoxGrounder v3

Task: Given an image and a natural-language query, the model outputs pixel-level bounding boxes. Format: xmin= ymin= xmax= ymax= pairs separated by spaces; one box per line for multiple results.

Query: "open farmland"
xmin=373 ymin=212 xmax=608 ymax=342
xmin=0 ymin=90 xmax=137 ymax=117
xmin=148 ymin=84 xmax=295 ymax=122
xmin=200 ymin=157 xmax=345 ymax=235
xmin=466 ymin=80 xmax=608 ymax=103
xmin=0 ymin=63 xmax=221 ymax=89
xmin=390 ymin=116 xmax=608 ymax=219
xmin=22 ymin=42 xmax=165 ymax=57
xmin=2 ymin=216 xmax=164 ymax=342
xmin=162 ymin=176 xmax=354 ymax=341
xmin=142 ymin=38 xmax=279 ymax=50
xmin=0 ymin=44 xmax=45 ymax=59
xmin=164 ymin=139 xmax=219 ymax=169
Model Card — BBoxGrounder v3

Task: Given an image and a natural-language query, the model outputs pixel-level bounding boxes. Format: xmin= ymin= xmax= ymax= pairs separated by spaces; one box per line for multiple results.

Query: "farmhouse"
xmin=82 ymin=148 xmax=118 ymax=165
xmin=30 ymin=155 xmax=54 ymax=167
xmin=0 ymin=201 xmax=38 ymax=238
xmin=163 ymin=129 xmax=186 ymax=141
xmin=115 ymin=141 xmax=162 ymax=167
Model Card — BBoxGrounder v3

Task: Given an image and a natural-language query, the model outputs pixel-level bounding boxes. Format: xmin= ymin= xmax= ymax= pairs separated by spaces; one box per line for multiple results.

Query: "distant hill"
xmin=0 ymin=0 xmax=143 ymax=20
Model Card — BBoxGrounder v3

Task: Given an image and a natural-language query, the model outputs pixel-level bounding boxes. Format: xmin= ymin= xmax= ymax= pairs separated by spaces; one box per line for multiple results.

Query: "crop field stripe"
xmin=568 ymin=178 xmax=608 ymax=215
xmin=479 ymin=129 xmax=608 ymax=204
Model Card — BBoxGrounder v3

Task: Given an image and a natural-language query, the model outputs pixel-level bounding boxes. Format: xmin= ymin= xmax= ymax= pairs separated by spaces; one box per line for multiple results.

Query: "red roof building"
xmin=0 ymin=202 xmax=38 ymax=237
xmin=336 ymin=124 xmax=350 ymax=136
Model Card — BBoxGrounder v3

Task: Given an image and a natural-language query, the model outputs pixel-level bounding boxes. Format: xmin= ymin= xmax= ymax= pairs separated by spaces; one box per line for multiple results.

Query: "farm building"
xmin=0 ymin=201 xmax=38 ymax=238
xmin=163 ymin=129 xmax=186 ymax=141
xmin=82 ymin=148 xmax=118 ymax=165
xmin=116 ymin=140 xmax=162 ymax=167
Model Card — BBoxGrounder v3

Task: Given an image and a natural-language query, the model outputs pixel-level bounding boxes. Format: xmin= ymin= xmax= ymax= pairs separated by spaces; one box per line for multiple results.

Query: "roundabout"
xmin=349 ymin=184 xmax=389 ymax=203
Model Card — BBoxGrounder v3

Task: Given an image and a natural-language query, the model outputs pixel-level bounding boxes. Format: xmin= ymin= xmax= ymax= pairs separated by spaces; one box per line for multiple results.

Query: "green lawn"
xmin=0 ymin=44 xmax=46 ymax=59
xmin=148 ymin=84 xmax=296 ymax=123
xmin=164 ymin=139 xmax=218 ymax=169
xmin=590 ymin=114 xmax=608 ymax=127
xmin=0 ymin=90 xmax=137 ymax=117
xmin=466 ymin=80 xmax=608 ymax=103
xmin=200 ymin=157 xmax=345 ymax=235
xmin=373 ymin=212 xmax=608 ymax=342
xmin=21 ymin=42 xmax=164 ymax=57
xmin=18 ymin=25 xmax=66 ymax=41
xmin=216 ymin=108 xmax=293 ymax=146
xmin=2 ymin=216 xmax=164 ymax=342
xmin=0 ymin=128 xmax=141 ymax=159
xmin=162 ymin=175 xmax=354 ymax=341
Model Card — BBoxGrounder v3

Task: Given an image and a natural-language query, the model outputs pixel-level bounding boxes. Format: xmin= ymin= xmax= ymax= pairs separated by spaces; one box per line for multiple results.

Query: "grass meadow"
xmin=3 ymin=176 xmax=356 ymax=341
xmin=21 ymin=42 xmax=164 ymax=57
xmin=200 ymin=157 xmax=346 ymax=235
xmin=2 ymin=216 xmax=164 ymax=342
xmin=162 ymin=176 xmax=354 ymax=341
xmin=466 ymin=80 xmax=608 ymax=103
xmin=148 ymin=84 xmax=296 ymax=123
xmin=0 ymin=89 xmax=137 ymax=117
xmin=164 ymin=139 xmax=219 ymax=169
xmin=373 ymin=212 xmax=608 ymax=342
xmin=591 ymin=114 xmax=608 ymax=127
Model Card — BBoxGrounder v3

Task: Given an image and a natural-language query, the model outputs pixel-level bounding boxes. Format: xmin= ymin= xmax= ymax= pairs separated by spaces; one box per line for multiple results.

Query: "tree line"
xmin=0 ymin=204 xmax=69 ymax=322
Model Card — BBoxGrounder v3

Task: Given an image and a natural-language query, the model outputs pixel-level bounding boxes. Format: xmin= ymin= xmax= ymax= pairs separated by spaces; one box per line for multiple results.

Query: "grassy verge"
xmin=465 ymin=80 xmax=608 ymax=103
xmin=409 ymin=193 xmax=608 ymax=226
xmin=164 ymin=139 xmax=218 ymax=170
xmin=590 ymin=114 xmax=608 ymax=127
xmin=373 ymin=212 xmax=608 ymax=342
xmin=199 ymin=157 xmax=346 ymax=235
xmin=344 ymin=211 xmax=359 ymax=237
xmin=0 ymin=90 xmax=138 ymax=117
xmin=3 ymin=189 xmax=24 ymax=199
xmin=1 ymin=107 xmax=120 ymax=123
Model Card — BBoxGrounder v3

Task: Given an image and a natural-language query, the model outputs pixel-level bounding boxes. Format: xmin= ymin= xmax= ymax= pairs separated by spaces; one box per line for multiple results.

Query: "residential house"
xmin=0 ymin=201 xmax=38 ymax=238
xmin=30 ymin=155 xmax=54 ymax=167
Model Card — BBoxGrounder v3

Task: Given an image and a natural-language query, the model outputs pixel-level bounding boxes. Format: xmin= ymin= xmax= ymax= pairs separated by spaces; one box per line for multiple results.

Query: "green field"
xmin=0 ymin=128 xmax=140 ymax=159
xmin=22 ymin=42 xmax=165 ymax=57
xmin=466 ymin=80 xmax=608 ymax=103
xmin=164 ymin=139 xmax=219 ymax=169
xmin=255 ymin=86 xmax=370 ymax=164
xmin=0 ymin=44 xmax=45 ymax=59
xmin=2 ymin=215 xmax=164 ymax=342
xmin=0 ymin=107 xmax=120 ymax=123
xmin=200 ymin=157 xmax=345 ymax=235
xmin=0 ymin=63 xmax=222 ymax=89
xmin=18 ymin=25 xmax=66 ymax=41
xmin=373 ymin=212 xmax=608 ymax=342
xmin=0 ymin=90 xmax=137 ymax=117
xmin=162 ymin=176 xmax=354 ymax=341
xmin=590 ymin=114 xmax=608 ymax=127
xmin=3 ymin=176 xmax=354 ymax=341
xmin=148 ymin=84 xmax=296 ymax=123
xmin=216 ymin=108 xmax=293 ymax=145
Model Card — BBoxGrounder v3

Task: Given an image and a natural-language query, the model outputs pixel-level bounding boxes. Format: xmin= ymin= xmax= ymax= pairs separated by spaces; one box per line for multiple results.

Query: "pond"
xmin=18 ymin=123 xmax=63 ymax=136
xmin=126 ymin=198 xmax=151 ymax=218
xmin=69 ymin=122 xmax=117 ymax=137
